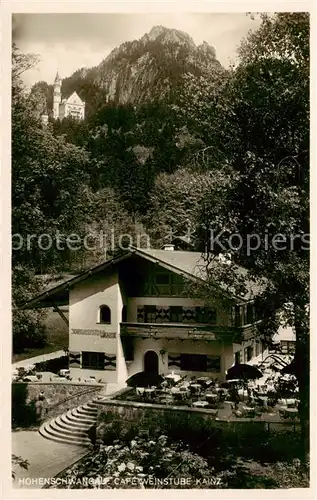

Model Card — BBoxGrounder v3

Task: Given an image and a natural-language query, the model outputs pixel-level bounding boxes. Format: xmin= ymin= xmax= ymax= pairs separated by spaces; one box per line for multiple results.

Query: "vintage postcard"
xmin=1 ymin=0 xmax=315 ymax=498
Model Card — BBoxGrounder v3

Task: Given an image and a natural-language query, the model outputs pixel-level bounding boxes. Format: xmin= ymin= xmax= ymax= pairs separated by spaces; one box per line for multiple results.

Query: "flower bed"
xmin=52 ymin=411 xmax=307 ymax=489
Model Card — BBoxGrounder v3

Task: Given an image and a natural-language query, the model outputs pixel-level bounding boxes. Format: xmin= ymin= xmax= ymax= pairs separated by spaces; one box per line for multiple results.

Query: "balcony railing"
xmin=120 ymin=322 xmax=244 ymax=342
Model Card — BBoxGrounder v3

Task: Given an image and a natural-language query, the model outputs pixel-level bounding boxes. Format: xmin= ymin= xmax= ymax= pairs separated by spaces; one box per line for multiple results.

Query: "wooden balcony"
xmin=120 ymin=322 xmax=244 ymax=343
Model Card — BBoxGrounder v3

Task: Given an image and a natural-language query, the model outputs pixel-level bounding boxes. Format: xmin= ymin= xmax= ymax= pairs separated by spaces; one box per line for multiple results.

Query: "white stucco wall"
xmin=126 ymin=338 xmax=233 ymax=382
xmin=69 ymin=272 xmax=120 ymax=332
xmin=69 ymin=271 xmax=123 ymax=384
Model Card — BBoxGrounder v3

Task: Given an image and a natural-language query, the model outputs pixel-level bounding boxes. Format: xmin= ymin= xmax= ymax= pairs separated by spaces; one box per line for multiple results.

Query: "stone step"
xmin=83 ymin=402 xmax=99 ymax=410
xmin=39 ymin=422 xmax=91 ymax=447
xmin=63 ymin=410 xmax=95 ymax=427
xmin=49 ymin=418 xmax=90 ymax=439
xmin=38 ymin=398 xmax=99 ymax=448
xmin=70 ymin=408 xmax=96 ymax=423
xmin=76 ymin=405 xmax=98 ymax=416
xmin=65 ymin=411 xmax=96 ymax=427
xmin=54 ymin=415 xmax=91 ymax=436
xmin=60 ymin=413 xmax=92 ymax=430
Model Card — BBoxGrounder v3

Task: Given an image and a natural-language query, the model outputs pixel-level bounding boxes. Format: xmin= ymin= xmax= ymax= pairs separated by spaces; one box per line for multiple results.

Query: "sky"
xmin=12 ymin=13 xmax=262 ymax=87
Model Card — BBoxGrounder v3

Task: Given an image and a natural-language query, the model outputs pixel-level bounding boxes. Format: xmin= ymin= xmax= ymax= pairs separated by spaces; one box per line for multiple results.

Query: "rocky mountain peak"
xmin=143 ymin=25 xmax=196 ymax=47
xmin=61 ymin=26 xmax=223 ymax=108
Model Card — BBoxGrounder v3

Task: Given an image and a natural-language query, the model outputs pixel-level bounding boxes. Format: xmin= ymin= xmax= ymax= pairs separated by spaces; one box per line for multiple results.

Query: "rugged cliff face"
xmin=61 ymin=25 xmax=223 ymax=108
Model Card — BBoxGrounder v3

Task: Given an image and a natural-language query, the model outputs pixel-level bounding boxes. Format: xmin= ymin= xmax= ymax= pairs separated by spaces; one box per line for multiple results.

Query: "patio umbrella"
xmin=227 ymin=364 xmax=263 ymax=381
xmin=126 ymin=371 xmax=164 ymax=388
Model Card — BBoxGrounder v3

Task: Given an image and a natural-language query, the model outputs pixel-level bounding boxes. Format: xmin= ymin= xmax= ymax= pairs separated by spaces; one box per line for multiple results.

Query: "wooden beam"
xmin=52 ymin=301 xmax=69 ymax=326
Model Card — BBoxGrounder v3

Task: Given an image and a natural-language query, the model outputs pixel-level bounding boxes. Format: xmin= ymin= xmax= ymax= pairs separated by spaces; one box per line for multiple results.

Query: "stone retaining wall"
xmin=95 ymin=394 xmax=299 ymax=438
xmin=13 ymin=383 xmax=104 ymax=420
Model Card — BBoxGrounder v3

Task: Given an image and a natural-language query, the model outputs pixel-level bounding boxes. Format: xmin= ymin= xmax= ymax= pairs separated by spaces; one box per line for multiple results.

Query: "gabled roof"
xmin=20 ymin=247 xmax=264 ymax=310
xmin=65 ymin=91 xmax=84 ymax=105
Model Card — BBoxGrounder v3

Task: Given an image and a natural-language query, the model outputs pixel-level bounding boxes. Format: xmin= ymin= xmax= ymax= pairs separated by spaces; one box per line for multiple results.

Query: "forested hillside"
xmin=12 ymin=15 xmax=309 ymax=451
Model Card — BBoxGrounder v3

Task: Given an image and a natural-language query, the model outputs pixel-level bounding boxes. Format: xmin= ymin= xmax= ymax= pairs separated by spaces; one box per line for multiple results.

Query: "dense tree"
xmin=183 ymin=13 xmax=309 ymax=457
xmin=12 ymin=45 xmax=91 ymax=352
xmin=145 ymin=167 xmax=216 ymax=247
xmin=12 ymin=46 xmax=90 ymax=273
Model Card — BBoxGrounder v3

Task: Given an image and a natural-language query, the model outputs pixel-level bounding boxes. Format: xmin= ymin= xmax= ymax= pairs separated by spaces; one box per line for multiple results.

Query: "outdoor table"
xmin=284 ymin=408 xmax=298 ymax=418
xmin=192 ymin=400 xmax=209 ymax=408
xmin=197 ymin=377 xmax=213 ymax=387
xmin=172 ymin=386 xmax=189 ymax=394
xmin=205 ymin=393 xmax=218 ymax=401
xmin=190 ymin=384 xmax=201 ymax=392
xmin=278 ymin=398 xmax=296 ymax=406
xmin=178 ymin=381 xmax=190 ymax=388
xmin=144 ymin=388 xmax=155 ymax=394
xmin=165 ymin=373 xmax=181 ymax=383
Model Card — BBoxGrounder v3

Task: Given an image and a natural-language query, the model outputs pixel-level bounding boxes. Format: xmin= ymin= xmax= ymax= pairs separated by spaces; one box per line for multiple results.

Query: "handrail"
xmin=258 ymin=354 xmax=289 ymax=368
xmin=45 ymin=386 xmax=103 ymax=413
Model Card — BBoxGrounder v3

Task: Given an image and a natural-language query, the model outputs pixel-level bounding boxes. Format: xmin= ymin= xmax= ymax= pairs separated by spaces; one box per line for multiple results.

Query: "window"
xmin=235 ymin=351 xmax=241 ymax=365
xmin=99 ymin=305 xmax=111 ymax=324
xmin=240 ymin=349 xmax=244 ymax=363
xmin=144 ymin=305 xmax=157 ymax=323
xmin=234 ymin=306 xmax=242 ymax=327
xmin=196 ymin=307 xmax=205 ymax=323
xmin=281 ymin=341 xmax=296 ymax=354
xmin=196 ymin=307 xmax=217 ymax=324
xmin=82 ymin=352 xmax=104 ymax=370
xmin=122 ymin=305 xmax=127 ymax=323
xmin=205 ymin=308 xmax=217 ymax=324
xmin=246 ymin=304 xmax=254 ymax=324
xmin=170 ymin=306 xmax=183 ymax=322
xmin=181 ymin=353 xmax=207 ymax=372
xmin=143 ymin=272 xmax=185 ymax=296
xmin=246 ymin=345 xmax=253 ymax=361
xmin=289 ymin=341 xmax=296 ymax=354
xmin=255 ymin=340 xmax=260 ymax=357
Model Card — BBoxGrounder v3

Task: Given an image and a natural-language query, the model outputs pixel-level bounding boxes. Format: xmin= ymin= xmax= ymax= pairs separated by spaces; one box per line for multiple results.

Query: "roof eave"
xmin=20 ymin=250 xmax=134 ymax=309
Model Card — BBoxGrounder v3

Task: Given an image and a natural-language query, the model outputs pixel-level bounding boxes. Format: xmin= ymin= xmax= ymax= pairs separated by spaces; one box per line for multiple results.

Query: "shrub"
xmin=12 ymin=383 xmax=39 ymax=427
xmin=34 ymin=355 xmax=68 ymax=374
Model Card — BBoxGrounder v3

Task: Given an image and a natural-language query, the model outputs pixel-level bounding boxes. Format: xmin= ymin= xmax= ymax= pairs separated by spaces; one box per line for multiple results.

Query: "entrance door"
xmin=144 ymin=350 xmax=159 ymax=374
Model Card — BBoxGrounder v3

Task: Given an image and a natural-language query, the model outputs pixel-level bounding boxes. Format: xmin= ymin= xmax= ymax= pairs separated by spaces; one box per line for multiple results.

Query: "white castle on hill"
xmin=52 ymin=71 xmax=85 ymax=120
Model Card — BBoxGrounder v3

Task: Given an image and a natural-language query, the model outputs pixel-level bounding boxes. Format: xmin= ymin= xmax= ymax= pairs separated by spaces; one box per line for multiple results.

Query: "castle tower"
xmin=53 ymin=71 xmax=62 ymax=119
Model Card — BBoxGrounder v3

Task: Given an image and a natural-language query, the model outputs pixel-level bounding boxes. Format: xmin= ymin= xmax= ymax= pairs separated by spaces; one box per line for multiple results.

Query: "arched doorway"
xmin=144 ymin=350 xmax=159 ymax=374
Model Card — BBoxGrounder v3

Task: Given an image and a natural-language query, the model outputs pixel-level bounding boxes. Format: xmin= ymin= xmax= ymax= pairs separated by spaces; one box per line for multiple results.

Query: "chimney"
xmin=163 ymin=244 xmax=175 ymax=251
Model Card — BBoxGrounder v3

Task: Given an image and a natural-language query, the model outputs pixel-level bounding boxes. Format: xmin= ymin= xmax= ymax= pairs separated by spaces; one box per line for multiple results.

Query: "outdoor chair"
xmin=279 ymin=408 xmax=289 ymax=419
xmin=242 ymin=407 xmax=256 ymax=418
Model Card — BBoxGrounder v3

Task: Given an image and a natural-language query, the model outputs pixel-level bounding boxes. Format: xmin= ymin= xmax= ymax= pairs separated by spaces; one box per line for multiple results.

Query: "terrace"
xmin=113 ymin=369 xmax=300 ymax=424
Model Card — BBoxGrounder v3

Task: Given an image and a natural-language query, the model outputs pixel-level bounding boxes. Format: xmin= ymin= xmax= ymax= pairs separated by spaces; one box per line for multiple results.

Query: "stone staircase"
xmin=39 ymin=400 xmax=99 ymax=447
